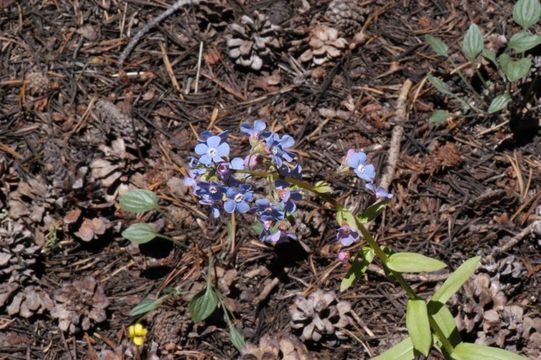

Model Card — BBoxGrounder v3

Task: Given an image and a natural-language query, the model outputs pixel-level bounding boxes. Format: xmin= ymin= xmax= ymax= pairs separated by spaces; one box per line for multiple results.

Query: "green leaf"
xmin=488 ymin=93 xmax=512 ymax=114
xmin=229 ymin=324 xmax=246 ymax=351
xmin=336 ymin=207 xmax=357 ymax=230
xmin=428 ymin=301 xmax=461 ymax=347
xmin=513 ymin=0 xmax=541 ymax=30
xmin=121 ymin=223 xmax=158 ymax=244
xmin=508 ymin=32 xmax=541 ymax=52
xmin=357 ymin=201 xmax=387 ymax=224
xmin=313 ymin=180 xmax=333 ymax=194
xmin=130 ymin=296 xmax=167 ymax=317
xmin=482 ymin=48 xmax=497 ymax=66
xmin=425 ymin=35 xmax=449 ymax=56
xmin=451 ymin=342 xmax=528 ymax=360
xmin=189 ymin=285 xmax=219 ymax=322
xmin=119 ymin=189 xmax=159 ymax=213
xmin=427 ymin=74 xmax=453 ymax=96
xmin=406 ymin=299 xmax=432 ymax=356
xmin=372 ymin=337 xmax=415 ymax=360
xmin=340 ymin=247 xmax=375 ymax=292
xmin=499 ymin=53 xmax=532 ymax=82
xmin=387 ymin=252 xmax=447 ymax=273
xmin=462 ymin=24 xmax=484 ymax=62
xmin=429 ymin=110 xmax=450 ymax=123
xmin=431 ymin=256 xmax=480 ymax=303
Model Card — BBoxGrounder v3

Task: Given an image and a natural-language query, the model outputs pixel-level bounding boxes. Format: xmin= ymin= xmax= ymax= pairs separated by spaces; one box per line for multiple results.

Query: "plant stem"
xmin=229 ymin=212 xmax=236 ymax=255
xmin=448 ymin=58 xmax=483 ymax=102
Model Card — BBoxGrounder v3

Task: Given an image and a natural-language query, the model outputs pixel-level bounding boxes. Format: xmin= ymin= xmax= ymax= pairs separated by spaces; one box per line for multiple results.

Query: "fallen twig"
xmin=379 ymin=79 xmax=412 ymax=191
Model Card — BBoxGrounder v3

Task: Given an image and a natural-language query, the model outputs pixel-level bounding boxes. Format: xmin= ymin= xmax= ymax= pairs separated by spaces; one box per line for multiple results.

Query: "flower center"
xmin=234 ymin=193 xmax=244 ymax=202
xmin=209 ymin=186 xmax=217 ymax=194
xmin=208 ymin=148 xmax=217 ymax=157
xmin=357 ymin=164 xmax=365 ymax=173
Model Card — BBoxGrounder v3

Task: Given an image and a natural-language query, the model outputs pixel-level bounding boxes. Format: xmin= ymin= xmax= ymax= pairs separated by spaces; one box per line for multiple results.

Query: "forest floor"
xmin=0 ymin=0 xmax=540 ymax=359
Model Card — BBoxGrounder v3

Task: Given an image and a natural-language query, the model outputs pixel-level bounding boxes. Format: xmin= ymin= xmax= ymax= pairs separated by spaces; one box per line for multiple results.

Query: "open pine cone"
xmin=240 ymin=333 xmax=314 ymax=360
xmin=452 ymin=273 xmax=507 ymax=333
xmin=226 ymin=12 xmax=282 ymax=71
xmin=299 ymin=25 xmax=348 ymax=66
xmin=289 ymin=289 xmax=352 ymax=345
xmin=51 ymin=276 xmax=109 ymax=334
xmin=324 ymin=0 xmax=369 ymax=35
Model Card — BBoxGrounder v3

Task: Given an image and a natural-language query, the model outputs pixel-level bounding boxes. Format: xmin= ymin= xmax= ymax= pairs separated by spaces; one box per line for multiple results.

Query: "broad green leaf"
xmin=229 ymin=324 xmax=246 ymax=351
xmin=357 ymin=201 xmax=387 ymax=224
xmin=482 ymin=48 xmax=497 ymax=66
xmin=340 ymin=247 xmax=375 ymax=292
xmin=121 ymin=223 xmax=158 ymax=244
xmin=336 ymin=207 xmax=357 ymax=230
xmin=427 ymin=75 xmax=453 ymax=96
xmin=513 ymin=0 xmax=541 ymax=30
xmin=387 ymin=252 xmax=447 ymax=273
xmin=189 ymin=285 xmax=219 ymax=322
xmin=372 ymin=337 xmax=415 ymax=360
xmin=429 ymin=110 xmax=450 ymax=123
xmin=314 ymin=180 xmax=333 ymax=194
xmin=451 ymin=342 xmax=528 ymax=360
xmin=488 ymin=93 xmax=512 ymax=114
xmin=428 ymin=301 xmax=461 ymax=347
xmin=462 ymin=24 xmax=484 ymax=62
xmin=508 ymin=32 xmax=541 ymax=52
xmin=499 ymin=53 xmax=532 ymax=82
xmin=119 ymin=189 xmax=159 ymax=213
xmin=406 ymin=299 xmax=432 ymax=356
xmin=425 ymin=35 xmax=449 ymax=56
xmin=130 ymin=296 xmax=167 ymax=317
xmin=431 ymin=256 xmax=480 ymax=303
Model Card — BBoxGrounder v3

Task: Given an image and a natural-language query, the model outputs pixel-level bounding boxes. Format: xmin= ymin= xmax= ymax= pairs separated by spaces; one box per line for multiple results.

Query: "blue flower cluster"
xmin=185 ymin=121 xmax=303 ymax=245
xmin=336 ymin=150 xmax=393 ymax=249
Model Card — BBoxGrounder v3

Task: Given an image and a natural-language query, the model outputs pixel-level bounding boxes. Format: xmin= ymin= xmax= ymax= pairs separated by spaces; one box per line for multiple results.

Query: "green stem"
xmin=448 ymin=58 xmax=483 ymax=100
xmin=429 ymin=315 xmax=455 ymax=355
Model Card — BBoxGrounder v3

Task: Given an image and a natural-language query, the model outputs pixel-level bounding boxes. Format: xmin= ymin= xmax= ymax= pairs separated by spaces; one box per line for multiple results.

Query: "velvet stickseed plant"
xmin=119 ymin=120 xmax=527 ymax=359
xmin=426 ymin=0 xmax=541 ymax=123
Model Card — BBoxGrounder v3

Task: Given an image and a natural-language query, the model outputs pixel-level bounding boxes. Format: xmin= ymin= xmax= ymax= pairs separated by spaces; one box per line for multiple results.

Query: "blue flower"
xmin=275 ymin=180 xmax=302 ymax=213
xmin=365 ymin=183 xmax=393 ymax=200
xmin=346 ymin=151 xmax=375 ymax=182
xmin=260 ymin=229 xmax=297 ymax=244
xmin=230 ymin=157 xmax=245 ymax=170
xmin=336 ymin=225 xmax=360 ymax=246
xmin=224 ymin=185 xmax=253 ymax=213
xmin=277 ymin=163 xmax=302 ymax=179
xmin=196 ymin=182 xmax=225 ymax=202
xmin=184 ymin=169 xmax=204 ymax=191
xmin=254 ymin=198 xmax=285 ymax=224
xmin=240 ymin=120 xmax=267 ymax=139
xmin=265 ymin=133 xmax=296 ymax=167
xmin=195 ymin=135 xmax=230 ymax=165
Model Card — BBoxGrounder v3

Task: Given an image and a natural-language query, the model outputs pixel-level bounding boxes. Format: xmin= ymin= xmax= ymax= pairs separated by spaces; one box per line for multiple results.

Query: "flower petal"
xmin=217 ymin=142 xmax=230 ymax=157
xmin=224 ymin=200 xmax=236 ymax=213
xmin=237 ymin=201 xmax=250 ymax=213
xmin=195 ymin=143 xmax=208 ymax=155
xmin=199 ymin=155 xmax=212 ymax=165
xmin=230 ymin=157 xmax=244 ymax=170
xmin=207 ymin=135 xmax=221 ymax=148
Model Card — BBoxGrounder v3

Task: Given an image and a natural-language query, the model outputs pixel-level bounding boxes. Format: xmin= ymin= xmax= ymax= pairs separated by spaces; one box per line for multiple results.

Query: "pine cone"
xmin=8 ymin=176 xmax=58 ymax=226
xmin=93 ymin=100 xmax=148 ymax=147
xmin=226 ymin=12 xmax=282 ymax=71
xmin=4 ymin=285 xmax=53 ymax=318
xmin=289 ymin=289 xmax=352 ymax=345
xmin=25 ymin=70 xmax=50 ymax=96
xmin=197 ymin=0 xmax=233 ymax=32
xmin=452 ymin=273 xmax=507 ymax=333
xmin=51 ymin=276 xmax=109 ymax=334
xmin=481 ymin=255 xmax=526 ymax=296
xmin=42 ymin=138 xmax=71 ymax=188
xmin=299 ymin=25 xmax=348 ymax=66
xmin=0 ymin=219 xmax=40 ymax=284
xmin=324 ymin=0 xmax=368 ymax=35
xmin=151 ymin=308 xmax=191 ymax=356
xmin=240 ymin=333 xmax=315 ymax=360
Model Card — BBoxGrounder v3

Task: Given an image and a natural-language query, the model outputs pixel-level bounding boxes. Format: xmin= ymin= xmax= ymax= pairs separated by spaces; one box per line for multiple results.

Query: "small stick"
xmin=195 ymin=41 xmax=204 ymax=93
xmin=494 ymin=221 xmax=540 ymax=254
xmin=117 ymin=0 xmax=201 ymax=68
xmin=379 ymin=79 xmax=412 ymax=191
